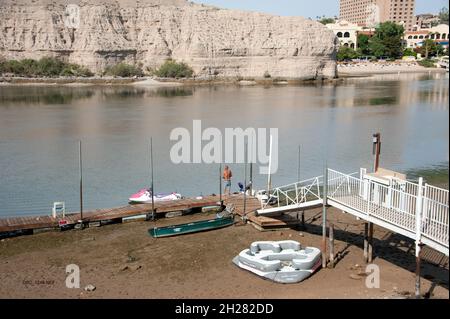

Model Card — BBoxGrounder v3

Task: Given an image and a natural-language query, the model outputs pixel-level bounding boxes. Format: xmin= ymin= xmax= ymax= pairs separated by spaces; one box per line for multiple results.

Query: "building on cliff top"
xmin=340 ymin=0 xmax=416 ymax=31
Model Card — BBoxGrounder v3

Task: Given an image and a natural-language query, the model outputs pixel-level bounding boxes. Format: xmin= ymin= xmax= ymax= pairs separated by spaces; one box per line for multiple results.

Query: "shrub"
xmin=263 ymin=71 xmax=271 ymax=78
xmin=60 ymin=64 xmax=94 ymax=77
xmin=337 ymin=47 xmax=360 ymax=61
xmin=0 ymin=57 xmax=94 ymax=77
xmin=417 ymin=59 xmax=436 ymax=68
xmin=154 ymin=59 xmax=194 ymax=78
xmin=104 ymin=63 xmax=143 ymax=77
xmin=403 ymin=48 xmax=417 ymax=58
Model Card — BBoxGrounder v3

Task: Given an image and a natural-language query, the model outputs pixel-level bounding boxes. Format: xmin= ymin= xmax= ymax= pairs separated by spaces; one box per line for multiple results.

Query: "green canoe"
xmin=148 ymin=215 xmax=234 ymax=238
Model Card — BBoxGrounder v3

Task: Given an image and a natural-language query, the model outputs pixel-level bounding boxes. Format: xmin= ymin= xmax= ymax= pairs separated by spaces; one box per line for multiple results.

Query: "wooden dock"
xmin=0 ymin=195 xmax=224 ymax=233
xmin=0 ymin=194 xmax=310 ymax=235
xmin=230 ymin=197 xmax=303 ymax=230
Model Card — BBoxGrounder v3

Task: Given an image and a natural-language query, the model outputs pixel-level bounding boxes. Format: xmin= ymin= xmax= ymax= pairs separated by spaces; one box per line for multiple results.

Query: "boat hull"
xmin=148 ymin=216 xmax=234 ymax=238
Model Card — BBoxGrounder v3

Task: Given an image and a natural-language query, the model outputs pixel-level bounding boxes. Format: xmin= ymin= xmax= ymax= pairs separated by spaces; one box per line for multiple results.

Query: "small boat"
xmin=255 ymin=190 xmax=278 ymax=205
xmin=129 ymin=188 xmax=182 ymax=204
xmin=148 ymin=215 xmax=234 ymax=238
xmin=232 ymin=240 xmax=321 ymax=284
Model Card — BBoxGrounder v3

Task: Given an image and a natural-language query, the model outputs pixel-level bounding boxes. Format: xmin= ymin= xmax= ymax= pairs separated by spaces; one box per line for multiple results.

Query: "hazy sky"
xmin=193 ymin=0 xmax=448 ymax=18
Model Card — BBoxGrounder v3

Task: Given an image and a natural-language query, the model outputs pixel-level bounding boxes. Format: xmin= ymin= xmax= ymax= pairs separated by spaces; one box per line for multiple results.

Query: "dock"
xmin=0 ymin=195 xmax=228 ymax=234
xmin=0 ymin=193 xmax=320 ymax=235
xmin=1 ymin=167 xmax=448 ymax=257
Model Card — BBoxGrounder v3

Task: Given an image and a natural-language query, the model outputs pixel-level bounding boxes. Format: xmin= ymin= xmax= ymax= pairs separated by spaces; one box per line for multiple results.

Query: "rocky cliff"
xmin=0 ymin=0 xmax=338 ymax=79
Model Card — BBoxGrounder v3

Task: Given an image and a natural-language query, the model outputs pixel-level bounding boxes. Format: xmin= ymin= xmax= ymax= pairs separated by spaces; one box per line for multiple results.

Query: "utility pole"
xmin=219 ymin=163 xmax=223 ymax=207
xmin=78 ymin=140 xmax=83 ymax=226
xmin=150 ymin=138 xmax=155 ymax=219
xmin=243 ymin=143 xmax=248 ymax=216
xmin=297 ymin=145 xmax=301 ymax=182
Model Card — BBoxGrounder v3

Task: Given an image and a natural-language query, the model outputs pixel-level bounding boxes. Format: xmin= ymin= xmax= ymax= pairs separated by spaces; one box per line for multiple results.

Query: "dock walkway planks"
xmin=0 ymin=194 xmax=309 ymax=234
xmin=0 ymin=195 xmax=226 ymax=233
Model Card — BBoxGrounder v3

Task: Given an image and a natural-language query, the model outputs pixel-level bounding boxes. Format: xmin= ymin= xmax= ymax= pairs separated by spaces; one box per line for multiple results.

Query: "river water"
xmin=0 ymin=73 xmax=448 ymax=217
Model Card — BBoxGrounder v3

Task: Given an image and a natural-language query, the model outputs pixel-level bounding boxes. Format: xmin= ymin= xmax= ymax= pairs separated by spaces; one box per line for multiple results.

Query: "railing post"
xmin=322 ymin=166 xmax=328 ymax=268
xmin=415 ymin=177 xmax=424 ymax=299
xmin=415 ymin=177 xmax=424 ymax=245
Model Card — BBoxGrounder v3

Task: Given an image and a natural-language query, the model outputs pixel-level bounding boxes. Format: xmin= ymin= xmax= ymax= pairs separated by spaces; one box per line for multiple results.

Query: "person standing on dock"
xmin=223 ymin=165 xmax=233 ymax=195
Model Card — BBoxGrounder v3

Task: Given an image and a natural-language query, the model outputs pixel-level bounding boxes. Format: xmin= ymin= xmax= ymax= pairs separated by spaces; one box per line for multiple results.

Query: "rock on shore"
xmin=0 ymin=0 xmax=338 ymax=79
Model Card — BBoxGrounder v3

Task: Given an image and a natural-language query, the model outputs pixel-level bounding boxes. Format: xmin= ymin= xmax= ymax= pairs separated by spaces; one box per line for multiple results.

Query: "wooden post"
xmin=364 ymin=222 xmax=369 ymax=263
xmin=368 ymin=222 xmax=374 ymax=263
xmin=372 ymin=133 xmax=381 ymax=173
xmin=301 ymin=211 xmax=305 ymax=229
xmin=322 ymin=166 xmax=328 ymax=268
xmin=329 ymin=223 xmax=335 ymax=268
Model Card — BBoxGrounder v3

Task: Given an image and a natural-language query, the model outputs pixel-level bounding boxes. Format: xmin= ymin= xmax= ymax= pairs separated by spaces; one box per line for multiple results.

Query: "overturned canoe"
xmin=148 ymin=216 xmax=234 ymax=238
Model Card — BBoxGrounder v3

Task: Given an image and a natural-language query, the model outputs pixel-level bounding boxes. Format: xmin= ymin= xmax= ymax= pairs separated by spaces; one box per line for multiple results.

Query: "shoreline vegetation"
xmin=0 ymin=57 xmax=447 ymax=87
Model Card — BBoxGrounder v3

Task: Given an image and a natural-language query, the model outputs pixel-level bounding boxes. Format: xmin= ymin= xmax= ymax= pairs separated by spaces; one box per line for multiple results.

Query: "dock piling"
xmin=368 ymin=222 xmax=374 ymax=263
xmin=329 ymin=223 xmax=335 ymax=268
xmin=415 ymin=243 xmax=423 ymax=299
xmin=364 ymin=222 xmax=369 ymax=263
xmin=301 ymin=211 xmax=305 ymax=229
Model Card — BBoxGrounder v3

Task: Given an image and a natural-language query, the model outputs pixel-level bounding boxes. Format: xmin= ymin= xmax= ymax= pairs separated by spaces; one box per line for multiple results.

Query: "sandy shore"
xmin=338 ymin=62 xmax=447 ymax=77
xmin=0 ymin=76 xmax=184 ymax=87
xmin=0 ymin=207 xmax=448 ymax=299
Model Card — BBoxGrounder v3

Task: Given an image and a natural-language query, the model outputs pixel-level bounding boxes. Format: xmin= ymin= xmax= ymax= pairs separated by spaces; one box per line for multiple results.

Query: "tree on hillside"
xmin=357 ymin=34 xmax=371 ymax=55
xmin=439 ymin=7 xmax=449 ymax=25
xmin=337 ymin=47 xmax=360 ymax=61
xmin=419 ymin=39 xmax=445 ymax=58
xmin=369 ymin=22 xmax=405 ymax=58
xmin=319 ymin=17 xmax=335 ymax=25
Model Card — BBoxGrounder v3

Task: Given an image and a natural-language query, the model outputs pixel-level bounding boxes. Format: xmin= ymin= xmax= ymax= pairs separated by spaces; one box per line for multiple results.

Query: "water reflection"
xmin=0 ymin=87 xmax=95 ymax=105
xmin=0 ymin=73 xmax=448 ymax=217
xmin=405 ymin=162 xmax=449 ymax=189
xmin=150 ymin=87 xmax=194 ymax=97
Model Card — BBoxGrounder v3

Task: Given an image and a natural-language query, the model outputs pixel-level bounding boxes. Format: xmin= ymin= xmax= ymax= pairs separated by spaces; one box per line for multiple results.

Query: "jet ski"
xmin=129 ymin=188 xmax=182 ymax=204
xmin=255 ymin=190 xmax=278 ymax=205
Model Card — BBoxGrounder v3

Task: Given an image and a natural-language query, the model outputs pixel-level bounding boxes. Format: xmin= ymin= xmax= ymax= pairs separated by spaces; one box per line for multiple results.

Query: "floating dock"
xmin=0 ymin=195 xmax=227 ymax=234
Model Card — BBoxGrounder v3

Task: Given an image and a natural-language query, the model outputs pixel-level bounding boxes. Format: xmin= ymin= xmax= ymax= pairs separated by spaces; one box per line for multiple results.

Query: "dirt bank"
xmin=0 ymin=207 xmax=448 ymax=299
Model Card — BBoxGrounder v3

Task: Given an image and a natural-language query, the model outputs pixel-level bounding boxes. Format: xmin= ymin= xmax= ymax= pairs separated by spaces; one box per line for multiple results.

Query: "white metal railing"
xmin=261 ymin=176 xmax=323 ymax=210
xmin=327 ymin=168 xmax=449 ymax=253
xmin=422 ymin=184 xmax=449 ymax=246
xmin=258 ymin=168 xmax=448 ymax=255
